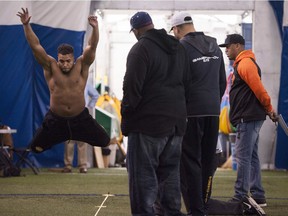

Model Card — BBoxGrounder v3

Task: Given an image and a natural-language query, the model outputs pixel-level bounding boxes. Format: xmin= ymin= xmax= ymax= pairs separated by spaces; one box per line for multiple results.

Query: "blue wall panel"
xmin=0 ymin=24 xmax=85 ymax=167
xmin=275 ymin=26 xmax=288 ymax=169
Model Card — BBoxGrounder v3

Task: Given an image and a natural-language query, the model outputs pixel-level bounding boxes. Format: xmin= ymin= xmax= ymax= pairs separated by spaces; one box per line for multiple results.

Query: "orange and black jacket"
xmin=229 ymin=50 xmax=273 ymax=127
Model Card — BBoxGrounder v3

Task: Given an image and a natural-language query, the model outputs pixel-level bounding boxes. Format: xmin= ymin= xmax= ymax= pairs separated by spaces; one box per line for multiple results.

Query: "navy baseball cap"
xmin=130 ymin=11 xmax=153 ymax=32
xmin=219 ymin=34 xmax=245 ymax=47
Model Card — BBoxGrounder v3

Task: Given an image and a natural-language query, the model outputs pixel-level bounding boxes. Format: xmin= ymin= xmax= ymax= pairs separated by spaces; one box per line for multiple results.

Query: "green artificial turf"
xmin=0 ymin=168 xmax=287 ymax=215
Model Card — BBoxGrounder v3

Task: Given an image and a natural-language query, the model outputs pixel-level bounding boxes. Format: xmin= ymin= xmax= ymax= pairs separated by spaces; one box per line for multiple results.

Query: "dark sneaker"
xmin=242 ymin=196 xmax=266 ymax=216
xmin=252 ymin=197 xmax=267 ymax=207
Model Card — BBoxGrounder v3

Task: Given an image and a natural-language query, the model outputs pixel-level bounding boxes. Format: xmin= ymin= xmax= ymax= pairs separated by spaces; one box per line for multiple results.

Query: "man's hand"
xmin=17 ymin=8 xmax=31 ymax=25
xmin=88 ymin=15 xmax=98 ymax=28
xmin=268 ymin=110 xmax=278 ymax=122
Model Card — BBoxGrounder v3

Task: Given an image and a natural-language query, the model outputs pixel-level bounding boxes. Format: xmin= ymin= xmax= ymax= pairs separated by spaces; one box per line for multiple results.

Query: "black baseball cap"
xmin=219 ymin=34 xmax=245 ymax=47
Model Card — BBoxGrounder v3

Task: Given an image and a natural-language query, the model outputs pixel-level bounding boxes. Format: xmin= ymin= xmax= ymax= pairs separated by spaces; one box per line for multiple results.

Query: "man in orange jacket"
xmin=219 ymin=34 xmax=277 ymax=207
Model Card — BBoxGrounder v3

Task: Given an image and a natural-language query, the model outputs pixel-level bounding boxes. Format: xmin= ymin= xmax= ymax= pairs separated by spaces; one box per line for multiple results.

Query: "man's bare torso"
xmin=45 ymin=59 xmax=87 ymax=117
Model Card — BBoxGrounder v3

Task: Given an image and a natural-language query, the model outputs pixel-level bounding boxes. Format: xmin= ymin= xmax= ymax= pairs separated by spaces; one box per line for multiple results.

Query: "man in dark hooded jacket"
xmin=170 ymin=11 xmax=227 ymax=216
xmin=121 ymin=11 xmax=188 ymax=216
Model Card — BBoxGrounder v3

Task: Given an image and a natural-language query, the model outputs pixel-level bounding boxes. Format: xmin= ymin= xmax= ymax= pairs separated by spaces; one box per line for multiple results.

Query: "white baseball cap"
xmin=170 ymin=12 xmax=193 ymax=31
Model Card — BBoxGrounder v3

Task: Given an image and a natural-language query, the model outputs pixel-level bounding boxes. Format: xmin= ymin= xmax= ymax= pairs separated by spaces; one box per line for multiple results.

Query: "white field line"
xmin=43 ymin=172 xmax=288 ymax=178
xmin=44 ymin=172 xmax=127 ymax=176
xmin=94 ymin=193 xmax=115 ymax=216
xmin=215 ymin=175 xmax=288 ymax=178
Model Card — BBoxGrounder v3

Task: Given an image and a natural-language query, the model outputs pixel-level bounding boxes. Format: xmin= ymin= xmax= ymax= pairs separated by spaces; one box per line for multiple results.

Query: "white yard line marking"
xmin=94 ymin=193 xmax=115 ymax=216
xmin=215 ymin=175 xmax=288 ymax=178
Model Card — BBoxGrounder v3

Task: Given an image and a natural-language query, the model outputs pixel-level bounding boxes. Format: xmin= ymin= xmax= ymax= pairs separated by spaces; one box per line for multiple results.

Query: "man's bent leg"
xmin=30 ymin=111 xmax=70 ymax=153
xmin=71 ymin=108 xmax=110 ymax=147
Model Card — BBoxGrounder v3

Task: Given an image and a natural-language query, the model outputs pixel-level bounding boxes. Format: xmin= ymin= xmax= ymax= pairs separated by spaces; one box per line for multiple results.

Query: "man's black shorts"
xmin=30 ymin=108 xmax=110 ymax=153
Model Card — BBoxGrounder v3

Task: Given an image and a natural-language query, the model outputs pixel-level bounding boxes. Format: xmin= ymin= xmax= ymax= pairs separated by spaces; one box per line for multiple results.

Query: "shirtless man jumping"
xmin=17 ymin=8 xmax=110 ymax=153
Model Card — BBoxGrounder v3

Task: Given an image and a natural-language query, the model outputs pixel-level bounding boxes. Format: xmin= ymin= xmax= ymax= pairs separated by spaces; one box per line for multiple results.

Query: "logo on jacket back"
xmin=192 ymin=56 xmax=219 ymax=63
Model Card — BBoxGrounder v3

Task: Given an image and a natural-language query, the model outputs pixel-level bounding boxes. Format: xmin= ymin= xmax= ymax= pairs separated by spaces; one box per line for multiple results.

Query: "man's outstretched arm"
xmin=82 ymin=15 xmax=99 ymax=66
xmin=17 ymin=8 xmax=51 ymax=70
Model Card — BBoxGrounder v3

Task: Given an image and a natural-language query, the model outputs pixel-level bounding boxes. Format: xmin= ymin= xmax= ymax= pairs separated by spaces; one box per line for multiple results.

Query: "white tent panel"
xmin=284 ymin=0 xmax=288 ymax=26
xmin=0 ymin=1 xmax=32 ymax=25
xmin=0 ymin=1 xmax=90 ymax=31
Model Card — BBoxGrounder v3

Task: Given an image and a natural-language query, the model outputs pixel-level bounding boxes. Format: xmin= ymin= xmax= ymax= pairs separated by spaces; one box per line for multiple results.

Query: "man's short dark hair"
xmin=57 ymin=44 xmax=74 ymax=55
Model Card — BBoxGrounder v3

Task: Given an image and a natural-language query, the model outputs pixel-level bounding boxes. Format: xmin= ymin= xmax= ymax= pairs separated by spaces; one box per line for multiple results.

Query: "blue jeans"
xmin=234 ymin=120 xmax=265 ymax=200
xmin=127 ymin=132 xmax=183 ymax=216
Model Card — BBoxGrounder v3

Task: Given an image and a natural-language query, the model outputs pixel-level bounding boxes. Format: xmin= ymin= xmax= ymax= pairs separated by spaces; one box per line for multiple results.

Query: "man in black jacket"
xmin=121 ymin=11 xmax=188 ymax=216
xmin=170 ymin=11 xmax=227 ymax=216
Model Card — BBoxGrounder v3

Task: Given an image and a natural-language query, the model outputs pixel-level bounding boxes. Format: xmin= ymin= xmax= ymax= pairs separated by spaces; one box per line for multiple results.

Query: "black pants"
xmin=181 ymin=116 xmax=219 ymax=216
xmin=154 ymin=136 xmax=244 ymax=216
xmin=30 ymin=108 xmax=110 ymax=153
